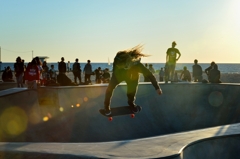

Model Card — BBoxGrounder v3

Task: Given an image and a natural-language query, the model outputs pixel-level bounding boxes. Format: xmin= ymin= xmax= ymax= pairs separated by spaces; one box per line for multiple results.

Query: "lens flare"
xmin=0 ymin=107 xmax=28 ymax=136
xmin=208 ymin=91 xmax=223 ymax=107
xmin=84 ymin=97 xmax=88 ymax=102
xmin=43 ymin=116 xmax=49 ymax=122
xmin=59 ymin=107 xmax=64 ymax=112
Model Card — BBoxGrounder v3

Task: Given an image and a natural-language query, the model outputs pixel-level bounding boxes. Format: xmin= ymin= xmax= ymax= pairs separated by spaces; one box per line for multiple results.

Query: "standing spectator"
xmin=42 ymin=61 xmax=49 ymax=85
xmin=144 ymin=63 xmax=150 ymax=82
xmin=159 ymin=67 xmax=164 ymax=82
xmin=58 ymin=57 xmax=66 ymax=74
xmin=35 ymin=57 xmax=43 ymax=86
xmin=165 ymin=41 xmax=181 ymax=83
xmin=2 ymin=66 xmax=14 ymax=82
xmin=102 ymin=68 xmax=111 ymax=83
xmin=95 ymin=67 xmax=103 ymax=84
xmin=148 ymin=64 xmax=155 ymax=74
xmin=57 ymin=57 xmax=76 ymax=86
xmin=72 ymin=58 xmax=82 ymax=84
xmin=67 ymin=61 xmax=70 ymax=72
xmin=192 ymin=59 xmax=203 ymax=82
xmin=209 ymin=64 xmax=221 ymax=83
xmin=180 ymin=66 xmax=191 ymax=82
xmin=14 ymin=56 xmax=24 ymax=87
xmin=83 ymin=60 xmax=93 ymax=84
xmin=25 ymin=58 xmax=40 ymax=89
xmin=49 ymin=64 xmax=57 ymax=83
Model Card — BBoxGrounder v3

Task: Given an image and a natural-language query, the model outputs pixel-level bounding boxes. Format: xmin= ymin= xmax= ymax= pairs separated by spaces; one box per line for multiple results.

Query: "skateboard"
xmin=99 ymin=105 xmax=142 ymax=121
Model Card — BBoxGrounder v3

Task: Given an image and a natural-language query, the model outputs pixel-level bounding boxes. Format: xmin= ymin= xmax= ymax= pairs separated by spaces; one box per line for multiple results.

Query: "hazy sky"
xmin=1 ymin=0 xmax=240 ymax=63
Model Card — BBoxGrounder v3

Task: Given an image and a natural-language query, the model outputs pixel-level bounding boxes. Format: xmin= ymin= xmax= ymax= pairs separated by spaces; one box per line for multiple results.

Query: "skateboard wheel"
xmin=108 ymin=117 xmax=113 ymax=121
xmin=131 ymin=114 xmax=135 ymax=118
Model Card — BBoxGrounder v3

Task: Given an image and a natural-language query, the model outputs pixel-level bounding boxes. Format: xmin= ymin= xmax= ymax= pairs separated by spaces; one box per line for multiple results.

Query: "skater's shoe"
xmin=104 ymin=109 xmax=111 ymax=116
xmin=130 ymin=105 xmax=142 ymax=114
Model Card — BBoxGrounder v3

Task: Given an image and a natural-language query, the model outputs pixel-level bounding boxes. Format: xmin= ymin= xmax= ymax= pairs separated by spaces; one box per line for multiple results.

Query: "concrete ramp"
xmin=1 ymin=83 xmax=240 ymax=143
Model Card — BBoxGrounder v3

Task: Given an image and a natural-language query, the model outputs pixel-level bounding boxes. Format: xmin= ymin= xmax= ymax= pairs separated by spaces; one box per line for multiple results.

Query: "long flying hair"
xmin=115 ymin=45 xmax=150 ymax=64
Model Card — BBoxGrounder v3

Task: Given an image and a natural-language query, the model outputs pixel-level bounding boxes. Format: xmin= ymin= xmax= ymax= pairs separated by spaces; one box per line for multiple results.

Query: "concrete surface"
xmin=0 ymin=82 xmax=240 ymax=158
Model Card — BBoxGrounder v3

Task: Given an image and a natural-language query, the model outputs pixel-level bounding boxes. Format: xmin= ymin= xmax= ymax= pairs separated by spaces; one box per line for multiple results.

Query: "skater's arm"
xmin=138 ymin=63 xmax=162 ymax=95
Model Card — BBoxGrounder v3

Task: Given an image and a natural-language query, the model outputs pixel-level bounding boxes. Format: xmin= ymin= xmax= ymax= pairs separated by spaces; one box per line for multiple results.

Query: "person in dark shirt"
xmin=83 ymin=60 xmax=93 ymax=84
xmin=205 ymin=61 xmax=215 ymax=80
xmin=209 ymin=64 xmax=221 ymax=83
xmin=95 ymin=67 xmax=103 ymax=84
xmin=102 ymin=68 xmax=111 ymax=83
xmin=165 ymin=41 xmax=181 ymax=83
xmin=192 ymin=59 xmax=203 ymax=82
xmin=103 ymin=45 xmax=163 ymax=115
xmin=2 ymin=66 xmax=14 ymax=82
xmin=14 ymin=56 xmax=24 ymax=87
xmin=180 ymin=66 xmax=191 ymax=82
xmin=58 ymin=57 xmax=67 ymax=74
xmin=72 ymin=58 xmax=82 ymax=84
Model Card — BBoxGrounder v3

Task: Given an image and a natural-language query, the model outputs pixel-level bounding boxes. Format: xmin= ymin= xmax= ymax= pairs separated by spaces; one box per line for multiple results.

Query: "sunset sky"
xmin=1 ymin=0 xmax=240 ymax=63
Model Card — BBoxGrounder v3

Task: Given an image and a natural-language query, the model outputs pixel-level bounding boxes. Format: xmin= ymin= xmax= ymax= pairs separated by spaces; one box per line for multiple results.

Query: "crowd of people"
xmin=1 ymin=41 xmax=222 ymax=90
xmin=0 ymin=56 xmax=112 ymax=89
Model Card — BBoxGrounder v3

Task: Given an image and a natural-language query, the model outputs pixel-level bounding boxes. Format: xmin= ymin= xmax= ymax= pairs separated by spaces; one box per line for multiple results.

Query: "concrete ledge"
xmin=0 ymin=88 xmax=27 ymax=97
xmin=0 ymin=123 xmax=239 ymax=159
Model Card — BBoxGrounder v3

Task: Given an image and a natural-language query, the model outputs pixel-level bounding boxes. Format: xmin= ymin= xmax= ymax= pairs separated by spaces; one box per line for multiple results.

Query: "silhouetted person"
xmin=148 ymin=64 xmax=155 ymax=74
xmin=144 ymin=63 xmax=150 ymax=82
xmin=102 ymin=68 xmax=110 ymax=83
xmin=95 ymin=67 xmax=103 ymax=84
xmin=72 ymin=58 xmax=82 ymax=84
xmin=180 ymin=66 xmax=191 ymax=82
xmin=159 ymin=68 xmax=164 ymax=82
xmin=14 ymin=56 xmax=24 ymax=87
xmin=209 ymin=64 xmax=221 ymax=83
xmin=42 ymin=61 xmax=49 ymax=86
xmin=165 ymin=41 xmax=181 ymax=83
xmin=205 ymin=61 xmax=215 ymax=80
xmin=2 ymin=66 xmax=14 ymax=82
xmin=25 ymin=58 xmax=40 ymax=89
xmin=58 ymin=57 xmax=66 ymax=74
xmin=83 ymin=60 xmax=93 ymax=84
xmin=49 ymin=65 xmax=57 ymax=82
xmin=192 ymin=59 xmax=203 ymax=82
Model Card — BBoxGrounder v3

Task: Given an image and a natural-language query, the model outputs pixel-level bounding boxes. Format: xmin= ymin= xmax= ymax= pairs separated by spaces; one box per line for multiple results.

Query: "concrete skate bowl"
xmin=179 ymin=134 xmax=240 ymax=159
xmin=0 ymin=83 xmax=240 ymax=143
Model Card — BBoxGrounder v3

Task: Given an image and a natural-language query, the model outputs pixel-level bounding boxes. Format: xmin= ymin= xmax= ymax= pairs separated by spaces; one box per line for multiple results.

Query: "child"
xmin=103 ymin=45 xmax=163 ymax=115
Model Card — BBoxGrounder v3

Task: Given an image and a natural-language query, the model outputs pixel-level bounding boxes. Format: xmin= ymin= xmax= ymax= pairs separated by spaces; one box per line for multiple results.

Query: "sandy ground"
xmin=1 ymin=71 xmax=240 ymax=84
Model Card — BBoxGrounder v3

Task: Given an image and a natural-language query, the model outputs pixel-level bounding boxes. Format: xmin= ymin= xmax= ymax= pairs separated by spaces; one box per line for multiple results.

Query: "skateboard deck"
xmin=99 ymin=106 xmax=141 ymax=121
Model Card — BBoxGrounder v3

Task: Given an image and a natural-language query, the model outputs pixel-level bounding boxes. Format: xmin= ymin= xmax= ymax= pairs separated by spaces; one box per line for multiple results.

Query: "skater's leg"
xmin=104 ymin=74 xmax=121 ymax=111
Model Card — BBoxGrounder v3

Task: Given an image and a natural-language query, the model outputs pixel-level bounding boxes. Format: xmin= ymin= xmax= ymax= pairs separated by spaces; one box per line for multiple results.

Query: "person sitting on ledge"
xmin=2 ymin=66 xmax=15 ymax=82
xmin=209 ymin=64 xmax=221 ymax=83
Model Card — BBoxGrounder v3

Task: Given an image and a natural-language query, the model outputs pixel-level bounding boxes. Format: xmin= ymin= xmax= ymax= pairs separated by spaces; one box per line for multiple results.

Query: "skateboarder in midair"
xmin=103 ymin=45 xmax=163 ymax=115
